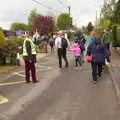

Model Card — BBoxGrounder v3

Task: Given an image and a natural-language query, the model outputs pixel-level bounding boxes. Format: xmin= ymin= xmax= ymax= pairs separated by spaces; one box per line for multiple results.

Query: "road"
xmin=0 ymin=52 xmax=120 ymax=120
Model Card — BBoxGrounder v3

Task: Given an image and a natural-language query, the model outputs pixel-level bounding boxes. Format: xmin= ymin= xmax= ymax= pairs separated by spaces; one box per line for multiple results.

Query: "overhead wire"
xmin=57 ymin=0 xmax=67 ymax=7
xmin=32 ymin=0 xmax=62 ymax=13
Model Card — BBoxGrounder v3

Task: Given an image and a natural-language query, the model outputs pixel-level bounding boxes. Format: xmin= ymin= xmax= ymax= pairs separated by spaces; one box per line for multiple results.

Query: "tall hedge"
xmin=112 ymin=25 xmax=120 ymax=47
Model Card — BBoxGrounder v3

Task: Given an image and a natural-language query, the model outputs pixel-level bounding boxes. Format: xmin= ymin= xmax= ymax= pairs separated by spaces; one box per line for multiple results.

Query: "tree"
xmin=0 ymin=27 xmax=5 ymax=65
xmin=32 ymin=15 xmax=55 ymax=34
xmin=57 ymin=13 xmax=72 ymax=30
xmin=81 ymin=26 xmax=88 ymax=34
xmin=101 ymin=3 xmax=113 ymax=20
xmin=113 ymin=0 xmax=120 ymax=24
xmin=28 ymin=9 xmax=39 ymax=31
xmin=0 ymin=27 xmax=5 ymax=48
xmin=10 ymin=23 xmax=29 ymax=31
xmin=87 ymin=22 xmax=94 ymax=34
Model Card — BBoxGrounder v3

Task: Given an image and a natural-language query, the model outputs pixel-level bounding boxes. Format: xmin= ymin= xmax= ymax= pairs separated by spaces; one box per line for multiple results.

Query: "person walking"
xmin=70 ymin=40 xmax=81 ymax=67
xmin=55 ymin=33 xmax=69 ymax=68
xmin=22 ymin=33 xmax=38 ymax=83
xmin=102 ymin=29 xmax=111 ymax=62
xmin=49 ymin=36 xmax=55 ymax=52
xmin=87 ymin=34 xmax=108 ymax=83
xmin=77 ymin=32 xmax=86 ymax=63
xmin=88 ymin=31 xmax=97 ymax=46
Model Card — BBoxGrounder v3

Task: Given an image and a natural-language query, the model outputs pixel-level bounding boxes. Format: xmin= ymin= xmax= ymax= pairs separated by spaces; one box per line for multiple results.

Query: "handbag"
xmin=19 ymin=56 xmax=25 ymax=66
xmin=87 ymin=55 xmax=93 ymax=63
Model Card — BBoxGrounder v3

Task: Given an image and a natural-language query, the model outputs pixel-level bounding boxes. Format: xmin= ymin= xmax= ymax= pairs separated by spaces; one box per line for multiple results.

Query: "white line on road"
xmin=1 ymin=69 xmax=60 ymax=120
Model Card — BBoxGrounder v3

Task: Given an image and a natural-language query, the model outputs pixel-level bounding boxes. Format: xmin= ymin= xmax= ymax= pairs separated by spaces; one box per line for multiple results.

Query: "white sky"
xmin=0 ymin=0 xmax=104 ymax=29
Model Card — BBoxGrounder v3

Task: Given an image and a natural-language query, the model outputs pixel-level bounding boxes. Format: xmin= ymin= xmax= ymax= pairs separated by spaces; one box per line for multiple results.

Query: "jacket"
xmin=87 ymin=39 xmax=108 ymax=64
xmin=55 ymin=36 xmax=70 ymax=49
xmin=23 ymin=38 xmax=36 ymax=62
xmin=70 ymin=43 xmax=81 ymax=56
xmin=88 ymin=37 xmax=96 ymax=46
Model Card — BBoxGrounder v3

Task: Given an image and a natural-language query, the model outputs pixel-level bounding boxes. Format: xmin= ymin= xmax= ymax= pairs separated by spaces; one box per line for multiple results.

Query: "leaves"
xmin=57 ymin=13 xmax=72 ymax=30
xmin=28 ymin=9 xmax=39 ymax=31
xmin=87 ymin=22 xmax=94 ymax=34
xmin=32 ymin=16 xmax=55 ymax=34
xmin=10 ymin=23 xmax=29 ymax=31
xmin=113 ymin=0 xmax=120 ymax=24
xmin=0 ymin=27 xmax=5 ymax=48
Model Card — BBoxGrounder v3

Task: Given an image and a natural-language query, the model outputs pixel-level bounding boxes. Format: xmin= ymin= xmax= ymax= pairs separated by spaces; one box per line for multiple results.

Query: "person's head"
xmin=91 ymin=31 xmax=96 ymax=37
xmin=74 ymin=40 xmax=78 ymax=43
xmin=95 ymin=33 xmax=101 ymax=40
xmin=57 ymin=33 xmax=64 ymax=37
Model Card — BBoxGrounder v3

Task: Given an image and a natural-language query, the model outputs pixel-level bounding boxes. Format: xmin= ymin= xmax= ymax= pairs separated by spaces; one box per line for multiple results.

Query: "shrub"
xmin=0 ymin=27 xmax=5 ymax=48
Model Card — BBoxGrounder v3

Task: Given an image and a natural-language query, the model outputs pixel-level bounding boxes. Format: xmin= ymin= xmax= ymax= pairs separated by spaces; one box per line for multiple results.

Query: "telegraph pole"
xmin=96 ymin=10 xmax=98 ymax=29
xmin=68 ymin=6 xmax=71 ymax=29
xmin=68 ymin=6 xmax=71 ymax=16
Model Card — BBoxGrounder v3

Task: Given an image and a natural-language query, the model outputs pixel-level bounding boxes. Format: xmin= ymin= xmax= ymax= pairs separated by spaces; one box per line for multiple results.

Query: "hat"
xmin=57 ymin=33 xmax=64 ymax=37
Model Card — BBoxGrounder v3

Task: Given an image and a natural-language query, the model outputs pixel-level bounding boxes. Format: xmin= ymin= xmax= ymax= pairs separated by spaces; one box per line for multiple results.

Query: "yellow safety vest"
xmin=23 ymin=38 xmax=36 ymax=56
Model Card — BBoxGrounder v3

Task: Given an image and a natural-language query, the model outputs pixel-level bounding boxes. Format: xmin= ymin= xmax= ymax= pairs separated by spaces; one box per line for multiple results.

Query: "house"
xmin=4 ymin=30 xmax=16 ymax=37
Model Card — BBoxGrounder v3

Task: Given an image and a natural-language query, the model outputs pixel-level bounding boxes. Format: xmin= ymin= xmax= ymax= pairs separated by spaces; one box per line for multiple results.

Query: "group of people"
xmin=21 ymin=30 xmax=111 ymax=84
xmin=54 ymin=31 xmax=111 ymax=83
xmin=55 ymin=32 xmax=86 ymax=68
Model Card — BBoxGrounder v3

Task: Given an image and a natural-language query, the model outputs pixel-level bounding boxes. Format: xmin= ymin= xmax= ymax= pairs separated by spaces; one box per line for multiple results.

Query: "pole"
xmin=68 ymin=6 xmax=71 ymax=16
xmin=68 ymin=6 xmax=71 ymax=29
xmin=96 ymin=10 xmax=97 ymax=27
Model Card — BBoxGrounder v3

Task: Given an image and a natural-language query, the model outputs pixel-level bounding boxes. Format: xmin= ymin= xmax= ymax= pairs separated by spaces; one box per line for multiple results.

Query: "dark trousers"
xmin=50 ymin=44 xmax=54 ymax=52
xmin=75 ymin=56 xmax=81 ymax=67
xmin=57 ymin=48 xmax=68 ymax=68
xmin=105 ymin=43 xmax=111 ymax=62
xmin=91 ymin=63 xmax=102 ymax=81
xmin=25 ymin=60 xmax=37 ymax=83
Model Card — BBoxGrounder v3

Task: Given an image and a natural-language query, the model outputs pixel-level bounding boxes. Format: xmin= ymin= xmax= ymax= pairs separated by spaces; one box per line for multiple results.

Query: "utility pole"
xmin=68 ymin=6 xmax=71 ymax=29
xmin=68 ymin=6 xmax=71 ymax=16
xmin=96 ymin=10 xmax=98 ymax=29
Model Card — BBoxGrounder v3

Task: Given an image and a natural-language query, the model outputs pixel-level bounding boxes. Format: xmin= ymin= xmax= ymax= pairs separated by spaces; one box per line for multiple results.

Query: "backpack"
xmin=78 ymin=38 xmax=85 ymax=51
xmin=61 ymin=37 xmax=68 ymax=49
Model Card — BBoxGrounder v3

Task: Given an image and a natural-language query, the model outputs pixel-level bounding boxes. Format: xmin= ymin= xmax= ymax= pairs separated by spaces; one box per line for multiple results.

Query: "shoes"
xmin=97 ymin=73 xmax=101 ymax=77
xmin=26 ymin=81 xmax=31 ymax=84
xmin=93 ymin=80 xmax=97 ymax=84
xmin=33 ymin=80 xmax=39 ymax=84
xmin=59 ymin=66 xmax=62 ymax=68
xmin=65 ymin=64 xmax=68 ymax=68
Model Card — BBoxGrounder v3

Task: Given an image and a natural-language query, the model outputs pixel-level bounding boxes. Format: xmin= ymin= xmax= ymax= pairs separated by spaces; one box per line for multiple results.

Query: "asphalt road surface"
xmin=0 ymin=52 xmax=120 ymax=120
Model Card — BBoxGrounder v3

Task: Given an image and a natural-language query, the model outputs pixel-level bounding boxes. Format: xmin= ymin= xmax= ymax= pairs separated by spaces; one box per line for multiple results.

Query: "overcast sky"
xmin=0 ymin=0 xmax=104 ymax=29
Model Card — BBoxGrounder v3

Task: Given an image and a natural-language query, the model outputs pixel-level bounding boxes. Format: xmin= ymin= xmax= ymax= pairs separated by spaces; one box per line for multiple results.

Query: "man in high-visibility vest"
xmin=23 ymin=33 xmax=38 ymax=83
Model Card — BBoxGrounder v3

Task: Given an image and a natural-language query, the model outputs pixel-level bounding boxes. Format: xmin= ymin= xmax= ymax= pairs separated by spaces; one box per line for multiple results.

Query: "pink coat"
xmin=70 ymin=43 xmax=81 ymax=56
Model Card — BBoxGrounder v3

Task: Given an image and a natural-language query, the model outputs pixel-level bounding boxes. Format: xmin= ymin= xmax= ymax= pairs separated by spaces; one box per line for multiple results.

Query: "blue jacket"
xmin=88 ymin=37 xmax=96 ymax=46
xmin=87 ymin=39 xmax=108 ymax=64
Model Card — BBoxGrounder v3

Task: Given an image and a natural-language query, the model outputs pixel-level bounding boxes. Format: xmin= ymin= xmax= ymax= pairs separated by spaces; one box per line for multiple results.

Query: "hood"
xmin=73 ymin=43 xmax=79 ymax=48
xmin=94 ymin=39 xmax=101 ymax=45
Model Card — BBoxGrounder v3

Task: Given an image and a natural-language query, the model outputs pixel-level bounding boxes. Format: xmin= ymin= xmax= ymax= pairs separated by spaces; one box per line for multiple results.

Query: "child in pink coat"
xmin=70 ymin=40 xmax=81 ymax=67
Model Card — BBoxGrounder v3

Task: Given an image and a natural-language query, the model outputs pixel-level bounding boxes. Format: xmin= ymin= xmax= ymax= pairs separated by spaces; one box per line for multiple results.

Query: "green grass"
xmin=0 ymin=65 xmax=17 ymax=73
xmin=0 ymin=95 xmax=5 ymax=101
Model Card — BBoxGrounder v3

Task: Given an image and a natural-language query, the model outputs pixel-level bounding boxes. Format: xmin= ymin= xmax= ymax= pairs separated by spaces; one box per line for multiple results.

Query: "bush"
xmin=112 ymin=25 xmax=120 ymax=47
xmin=3 ymin=37 xmax=24 ymax=65
xmin=0 ymin=27 xmax=5 ymax=48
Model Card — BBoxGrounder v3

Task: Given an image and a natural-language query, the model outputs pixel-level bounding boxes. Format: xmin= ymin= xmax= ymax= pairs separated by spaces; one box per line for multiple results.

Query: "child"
xmin=70 ymin=40 xmax=81 ymax=67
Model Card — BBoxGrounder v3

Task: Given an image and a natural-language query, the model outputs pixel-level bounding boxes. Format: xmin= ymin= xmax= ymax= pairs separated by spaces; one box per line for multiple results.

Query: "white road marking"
xmin=0 ymin=96 xmax=9 ymax=104
xmin=0 ymin=70 xmax=60 ymax=120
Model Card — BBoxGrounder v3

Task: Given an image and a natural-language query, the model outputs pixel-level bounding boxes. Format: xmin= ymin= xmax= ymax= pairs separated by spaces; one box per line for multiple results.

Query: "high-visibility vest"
xmin=23 ymin=38 xmax=36 ymax=56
